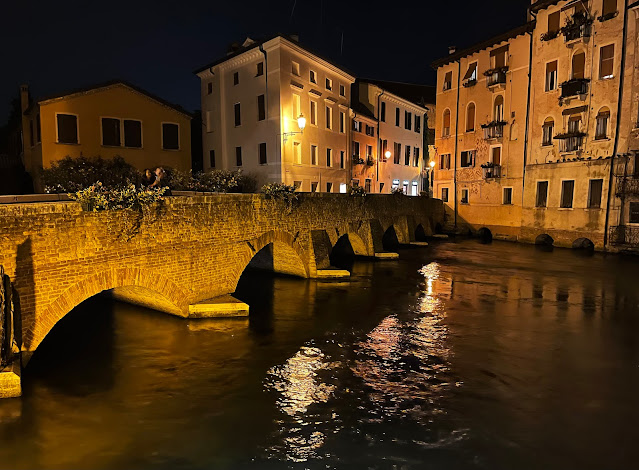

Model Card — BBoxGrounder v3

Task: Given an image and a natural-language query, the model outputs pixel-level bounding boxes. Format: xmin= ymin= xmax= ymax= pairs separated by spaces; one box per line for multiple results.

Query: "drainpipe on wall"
xmin=521 ymin=21 xmax=535 ymax=207
xmin=603 ymin=0 xmax=630 ymax=249
xmin=453 ymin=59 xmax=461 ymax=229
xmin=376 ymin=90 xmax=386 ymax=192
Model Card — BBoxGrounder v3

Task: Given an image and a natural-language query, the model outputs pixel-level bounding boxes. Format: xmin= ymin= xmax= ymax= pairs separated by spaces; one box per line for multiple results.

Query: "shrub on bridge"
xmin=348 ymin=185 xmax=366 ymax=197
xmin=165 ymin=168 xmax=254 ymax=193
xmin=70 ymin=182 xmax=166 ymax=212
xmin=391 ymin=187 xmax=405 ymax=195
xmin=42 ymin=156 xmax=140 ymax=193
xmin=262 ymin=182 xmax=298 ymax=212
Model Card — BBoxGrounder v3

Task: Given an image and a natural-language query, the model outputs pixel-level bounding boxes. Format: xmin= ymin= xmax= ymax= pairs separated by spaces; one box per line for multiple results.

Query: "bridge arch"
xmin=25 ymin=267 xmax=191 ymax=354
xmin=382 ymin=225 xmax=400 ymax=251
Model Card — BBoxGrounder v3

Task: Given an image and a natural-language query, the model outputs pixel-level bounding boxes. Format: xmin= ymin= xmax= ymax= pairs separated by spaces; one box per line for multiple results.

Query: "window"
xmin=503 ymin=187 xmax=513 ymax=205
xmin=234 ymin=103 xmax=241 ymax=126
xmin=405 ymin=145 xmax=411 ymax=166
xmin=353 ymin=141 xmax=360 ymax=157
xmin=382 ymin=139 xmax=388 ymax=159
xmin=310 ymin=100 xmax=317 ymax=125
xmin=588 ymin=179 xmax=603 ymax=208
xmin=353 ymin=120 xmax=362 ymax=132
xmin=294 ymin=181 xmax=302 ymax=190
xmin=630 ymin=202 xmax=639 ymax=223
xmin=440 ymin=153 xmax=451 ymax=170
xmin=36 ymin=113 xmax=41 ymax=143
xmin=326 ymin=106 xmax=333 ymax=130
xmin=235 ymin=146 xmax=242 ymax=166
xmin=326 ymin=78 xmax=333 ymax=91
xmin=162 ymin=123 xmax=179 ymax=150
xmin=466 ymin=103 xmax=475 ymax=132
xmin=340 ymin=111 xmax=345 ymax=133
xmin=413 ymin=147 xmax=420 ymax=167
xmin=292 ymin=61 xmax=300 ymax=76
xmin=461 ymin=189 xmax=469 ymax=204
xmin=256 ymin=62 xmax=264 ymax=76
xmin=123 ymin=120 xmax=142 ymax=148
xmin=595 ymin=108 xmax=610 ymax=139
xmin=209 ymin=149 xmax=215 ymax=168
xmin=259 ymin=142 xmax=267 ymax=164
xmin=381 ymin=102 xmax=386 ymax=122
xmin=293 ymin=94 xmax=301 ymax=120
xmin=365 ymin=125 xmax=374 ymax=136
xmin=326 ymin=148 xmax=333 ymax=167
xmin=394 ymin=142 xmax=401 ymax=164
xmin=380 ymin=182 xmax=385 ymax=193
xmin=311 ymin=145 xmax=318 ymax=165
xmin=101 ymin=118 xmax=120 ymax=146
xmin=491 ymin=146 xmax=501 ymax=165
xmin=443 ymin=71 xmax=452 ymax=91
xmin=207 ymin=82 xmax=213 ymax=94
xmin=56 ymin=113 xmax=78 ymax=144
xmin=546 ymin=61 xmax=558 ymax=91
xmin=327 ymin=182 xmax=333 ymax=193
xmin=491 ymin=45 xmax=508 ymax=69
xmin=603 ymin=0 xmax=617 ymax=16
xmin=460 ymin=150 xmax=475 ymax=167
xmin=366 ymin=145 xmax=373 ymax=158
xmin=233 ymin=71 xmax=239 ymax=85
xmin=463 ymin=62 xmax=477 ymax=86
xmin=257 ymin=94 xmax=266 ymax=121
xmin=441 ymin=187 xmax=449 ymax=202
xmin=443 ymin=109 xmax=451 ymax=136
xmin=548 ymin=11 xmax=560 ymax=33
xmin=29 ymin=120 xmax=34 ymax=146
xmin=494 ymin=95 xmax=504 ymax=121
xmin=340 ymin=84 xmax=345 ymax=97
xmin=340 ymin=151 xmax=345 ymax=169
xmin=542 ymin=118 xmax=554 ymax=146
xmin=572 ymin=52 xmax=586 ymax=79
xmin=293 ymin=141 xmax=301 ymax=164
xmin=536 ymin=181 xmax=548 ymax=207
xmin=311 ymin=182 xmax=318 ymax=192
xmin=568 ymin=115 xmax=581 ymax=134
xmin=365 ymin=179 xmax=372 ymax=193
xmin=310 ymin=70 xmax=317 ymax=83
xmin=599 ymin=44 xmax=614 ymax=79
xmin=395 ymin=107 xmax=400 ymax=126
xmin=405 ymin=111 xmax=412 ymax=130
xmin=560 ymin=180 xmax=575 ymax=208
xmin=415 ymin=115 xmax=421 ymax=133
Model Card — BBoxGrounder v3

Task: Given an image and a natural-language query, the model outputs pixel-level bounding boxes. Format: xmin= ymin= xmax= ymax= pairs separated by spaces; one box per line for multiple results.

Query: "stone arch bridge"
xmin=0 ymin=193 xmax=442 ymax=397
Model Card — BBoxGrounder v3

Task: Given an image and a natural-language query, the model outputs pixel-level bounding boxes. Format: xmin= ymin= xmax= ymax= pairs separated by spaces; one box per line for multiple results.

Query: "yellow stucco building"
xmin=20 ymin=81 xmax=192 ymax=191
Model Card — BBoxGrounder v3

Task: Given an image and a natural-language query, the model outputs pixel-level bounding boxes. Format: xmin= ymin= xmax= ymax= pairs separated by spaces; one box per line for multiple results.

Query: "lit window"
xmin=595 ymin=108 xmax=610 ymax=139
xmin=545 ymin=61 xmax=558 ymax=91
xmin=542 ymin=117 xmax=554 ymax=146
xmin=599 ymin=44 xmax=615 ymax=79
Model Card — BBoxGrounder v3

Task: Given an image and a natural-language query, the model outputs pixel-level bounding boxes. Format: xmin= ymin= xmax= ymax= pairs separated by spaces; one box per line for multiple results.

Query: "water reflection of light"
xmin=419 ymin=262 xmax=452 ymax=313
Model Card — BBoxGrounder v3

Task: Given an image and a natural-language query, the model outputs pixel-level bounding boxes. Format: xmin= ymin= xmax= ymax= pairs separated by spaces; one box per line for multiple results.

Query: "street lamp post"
xmin=429 ymin=160 xmax=436 ymax=197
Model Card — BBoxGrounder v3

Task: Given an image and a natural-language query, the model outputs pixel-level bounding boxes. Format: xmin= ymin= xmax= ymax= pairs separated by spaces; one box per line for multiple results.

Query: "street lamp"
xmin=283 ymin=114 xmax=306 ymax=142
xmin=429 ymin=160 xmax=435 ymax=196
xmin=384 ymin=150 xmax=391 ymax=160
xmin=429 ymin=160 xmax=436 ymax=168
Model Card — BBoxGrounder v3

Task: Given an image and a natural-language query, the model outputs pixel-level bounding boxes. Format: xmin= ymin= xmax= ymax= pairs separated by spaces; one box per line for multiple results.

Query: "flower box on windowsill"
xmin=598 ymin=11 xmax=618 ymax=22
xmin=541 ymin=30 xmax=560 ymax=41
xmin=462 ymin=78 xmax=477 ymax=88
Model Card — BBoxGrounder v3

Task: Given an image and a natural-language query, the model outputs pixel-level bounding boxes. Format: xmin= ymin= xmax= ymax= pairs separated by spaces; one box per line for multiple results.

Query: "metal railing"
xmin=609 ymin=225 xmax=639 ymax=246
xmin=482 ymin=121 xmax=506 ymax=140
xmin=485 ymin=67 xmax=508 ymax=87
xmin=562 ymin=13 xmax=593 ymax=41
xmin=481 ymin=165 xmax=501 ymax=179
xmin=615 ymin=175 xmax=639 ymax=197
xmin=558 ymin=135 xmax=585 ymax=153
xmin=560 ymin=78 xmax=589 ymax=99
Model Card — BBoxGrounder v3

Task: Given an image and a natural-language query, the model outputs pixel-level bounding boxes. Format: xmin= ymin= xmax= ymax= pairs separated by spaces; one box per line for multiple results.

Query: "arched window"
xmin=466 ymin=103 xmax=476 ymax=132
xmin=443 ymin=109 xmax=451 ymax=136
xmin=494 ymin=95 xmax=504 ymax=122
xmin=572 ymin=52 xmax=586 ymax=79
xmin=595 ymin=107 xmax=610 ymax=140
xmin=542 ymin=117 xmax=554 ymax=146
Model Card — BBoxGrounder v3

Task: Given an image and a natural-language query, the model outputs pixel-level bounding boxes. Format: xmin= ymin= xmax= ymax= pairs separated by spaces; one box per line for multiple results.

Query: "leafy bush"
xmin=348 ymin=185 xmax=366 ymax=197
xmin=42 ymin=156 xmax=140 ymax=193
xmin=391 ymin=187 xmax=405 ymax=195
xmin=262 ymin=182 xmax=298 ymax=212
xmin=69 ymin=181 xmax=166 ymax=212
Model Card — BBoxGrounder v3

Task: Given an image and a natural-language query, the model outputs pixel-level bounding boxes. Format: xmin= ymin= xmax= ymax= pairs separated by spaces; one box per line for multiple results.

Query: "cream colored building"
xmin=195 ymin=35 xmax=355 ymax=193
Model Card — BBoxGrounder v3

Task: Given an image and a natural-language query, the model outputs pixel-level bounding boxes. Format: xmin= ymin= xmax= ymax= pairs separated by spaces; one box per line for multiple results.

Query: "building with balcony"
xmin=195 ymin=35 xmax=355 ymax=193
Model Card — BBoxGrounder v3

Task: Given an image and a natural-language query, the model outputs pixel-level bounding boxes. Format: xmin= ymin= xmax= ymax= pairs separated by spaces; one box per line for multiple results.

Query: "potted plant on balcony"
xmin=480 ymin=162 xmax=496 ymax=178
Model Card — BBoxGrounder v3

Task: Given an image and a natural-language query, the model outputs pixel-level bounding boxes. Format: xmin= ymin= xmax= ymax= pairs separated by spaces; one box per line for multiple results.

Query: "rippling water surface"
xmin=1 ymin=239 xmax=639 ymax=469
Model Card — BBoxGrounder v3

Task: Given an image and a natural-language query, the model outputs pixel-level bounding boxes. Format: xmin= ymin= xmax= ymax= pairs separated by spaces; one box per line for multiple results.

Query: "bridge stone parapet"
xmin=0 ymin=193 xmax=443 ymax=385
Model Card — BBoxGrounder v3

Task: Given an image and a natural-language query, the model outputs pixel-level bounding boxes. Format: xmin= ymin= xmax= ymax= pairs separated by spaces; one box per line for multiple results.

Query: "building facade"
xmin=196 ymin=36 xmax=355 ymax=193
xmin=20 ymin=81 xmax=192 ymax=191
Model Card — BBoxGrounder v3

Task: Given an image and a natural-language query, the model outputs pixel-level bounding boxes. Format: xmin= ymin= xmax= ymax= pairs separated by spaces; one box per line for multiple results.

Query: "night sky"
xmin=1 ymin=0 xmax=531 ymax=123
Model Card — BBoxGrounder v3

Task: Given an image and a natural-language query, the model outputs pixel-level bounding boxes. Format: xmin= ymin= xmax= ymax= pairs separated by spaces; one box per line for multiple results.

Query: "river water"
xmin=1 ymin=239 xmax=638 ymax=469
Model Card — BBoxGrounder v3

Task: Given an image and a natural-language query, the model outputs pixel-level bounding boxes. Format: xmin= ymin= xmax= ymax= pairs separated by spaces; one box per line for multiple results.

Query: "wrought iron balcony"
xmin=609 ymin=225 xmax=639 ymax=246
xmin=352 ymin=156 xmax=365 ymax=165
xmin=555 ymin=131 xmax=586 ymax=153
xmin=481 ymin=121 xmax=506 ymax=140
xmin=561 ymin=12 xmax=593 ymax=41
xmin=366 ymin=157 xmax=375 ymax=166
xmin=615 ymin=175 xmax=639 ymax=197
xmin=560 ymin=78 xmax=590 ymax=99
xmin=481 ymin=163 xmax=501 ymax=179
xmin=484 ymin=67 xmax=508 ymax=87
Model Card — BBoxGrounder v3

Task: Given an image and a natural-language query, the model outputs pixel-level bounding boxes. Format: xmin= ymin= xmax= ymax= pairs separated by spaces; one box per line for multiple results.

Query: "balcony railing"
xmin=555 ymin=131 xmax=586 ymax=153
xmin=561 ymin=12 xmax=593 ymax=42
xmin=366 ymin=157 xmax=375 ymax=166
xmin=560 ymin=78 xmax=590 ymax=99
xmin=352 ymin=156 xmax=365 ymax=165
xmin=462 ymin=78 xmax=477 ymax=88
xmin=481 ymin=121 xmax=506 ymax=140
xmin=484 ymin=66 xmax=508 ymax=87
xmin=609 ymin=225 xmax=639 ymax=246
xmin=615 ymin=175 xmax=639 ymax=197
xmin=481 ymin=164 xmax=501 ymax=179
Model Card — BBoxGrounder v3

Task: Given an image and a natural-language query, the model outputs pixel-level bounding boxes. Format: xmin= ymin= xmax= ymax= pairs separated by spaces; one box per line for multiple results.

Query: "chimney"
xmin=290 ymin=34 xmax=300 ymax=43
xmin=20 ymin=84 xmax=30 ymax=113
xmin=448 ymin=46 xmax=456 ymax=55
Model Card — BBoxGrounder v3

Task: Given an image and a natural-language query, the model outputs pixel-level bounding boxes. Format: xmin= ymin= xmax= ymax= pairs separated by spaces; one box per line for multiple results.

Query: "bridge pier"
xmin=188 ymin=295 xmax=249 ymax=318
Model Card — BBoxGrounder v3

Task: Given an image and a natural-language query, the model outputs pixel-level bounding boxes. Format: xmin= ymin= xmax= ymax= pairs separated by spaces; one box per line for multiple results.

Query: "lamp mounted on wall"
xmin=282 ymin=114 xmax=306 ymax=142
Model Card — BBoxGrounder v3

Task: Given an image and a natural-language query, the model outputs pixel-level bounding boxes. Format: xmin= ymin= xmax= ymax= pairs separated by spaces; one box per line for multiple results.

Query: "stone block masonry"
xmin=0 ymin=193 xmax=443 ymax=375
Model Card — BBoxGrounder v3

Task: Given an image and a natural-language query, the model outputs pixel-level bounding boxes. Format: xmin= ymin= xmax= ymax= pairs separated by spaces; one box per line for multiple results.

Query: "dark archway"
xmin=415 ymin=224 xmax=428 ymax=242
xmin=243 ymin=242 xmax=308 ymax=279
xmin=535 ymin=234 xmax=554 ymax=247
xmin=435 ymin=222 xmax=443 ymax=234
xmin=477 ymin=227 xmax=493 ymax=244
xmin=572 ymin=237 xmax=595 ymax=251
xmin=330 ymin=234 xmax=356 ymax=270
xmin=382 ymin=226 xmax=400 ymax=251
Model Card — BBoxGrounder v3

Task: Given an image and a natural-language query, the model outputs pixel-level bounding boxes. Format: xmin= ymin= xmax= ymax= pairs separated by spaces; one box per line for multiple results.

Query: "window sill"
xmin=162 ymin=148 xmax=181 ymax=152
xmin=594 ymin=137 xmax=610 ymax=141
xmin=585 ymin=207 xmax=602 ymax=211
xmin=124 ymin=146 xmax=143 ymax=150
xmin=541 ymin=143 xmax=553 ymax=147
xmin=466 ymin=130 xmax=476 ymax=134
xmin=558 ymin=207 xmax=574 ymax=210
xmin=535 ymin=206 xmax=547 ymax=209
xmin=55 ymin=141 xmax=80 ymax=145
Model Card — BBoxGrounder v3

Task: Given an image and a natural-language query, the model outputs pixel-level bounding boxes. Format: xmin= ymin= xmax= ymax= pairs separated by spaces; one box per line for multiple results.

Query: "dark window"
xmin=327 ymin=182 xmax=333 ymax=193
xmin=339 ymin=84 xmax=345 ymax=96
xmin=123 ymin=120 xmax=142 ymax=148
xmin=56 ymin=113 xmax=78 ymax=144
xmin=460 ymin=150 xmax=475 ymax=167
xmin=209 ymin=149 xmax=216 ymax=168
xmin=326 ymin=148 xmax=332 ymax=167
xmin=365 ymin=179 xmax=371 ymax=193
xmin=548 ymin=11 xmax=560 ymax=33
xmin=380 ymin=102 xmax=386 ymax=122
xmin=443 ymin=71 xmax=452 ymax=90
xmin=310 ymin=70 xmax=317 ymax=83
xmin=536 ymin=181 xmax=548 ymax=207
xmin=310 ymin=101 xmax=317 ymax=125
xmin=233 ymin=71 xmax=239 ymax=85
xmin=413 ymin=147 xmax=420 ymax=167
xmin=256 ymin=62 xmax=264 ymax=76
xmin=293 ymin=181 xmax=302 ymax=190
xmin=236 ymin=146 xmax=242 ymax=166
xmin=546 ymin=61 xmax=558 ymax=91
xmin=234 ymin=103 xmax=241 ymax=126
xmin=572 ymin=52 xmax=586 ymax=79
xmin=599 ymin=44 xmax=615 ymax=79
xmin=311 ymin=181 xmax=318 ymax=192
xmin=101 ymin=118 xmax=121 ymax=146
xmin=561 ymin=180 xmax=575 ymax=208
xmin=36 ymin=114 xmax=41 ymax=143
xmin=162 ymin=123 xmax=179 ymax=150
xmin=415 ymin=115 xmax=421 ymax=133
xmin=405 ymin=145 xmax=411 ymax=166
xmin=603 ymin=0 xmax=617 ymax=16
xmin=207 ymin=82 xmax=213 ymax=94
xmin=630 ymin=202 xmax=639 ymax=223
xmin=461 ymin=189 xmax=469 ymax=204
xmin=394 ymin=142 xmax=401 ymax=164
xmin=325 ymin=78 xmax=332 ymax=91
xmin=340 ymin=151 xmax=345 ymax=169
xmin=440 ymin=153 xmax=451 ymax=170
xmin=340 ymin=111 xmax=345 ymax=133
xmin=405 ymin=111 xmax=412 ymax=130
xmin=588 ymin=179 xmax=603 ymax=208
xmin=259 ymin=142 xmax=267 ymax=164
xmin=395 ymin=107 xmax=400 ymax=126
xmin=29 ymin=120 xmax=34 ymax=146
xmin=441 ymin=187 xmax=449 ymax=202
xmin=503 ymin=187 xmax=513 ymax=205
xmin=257 ymin=95 xmax=266 ymax=121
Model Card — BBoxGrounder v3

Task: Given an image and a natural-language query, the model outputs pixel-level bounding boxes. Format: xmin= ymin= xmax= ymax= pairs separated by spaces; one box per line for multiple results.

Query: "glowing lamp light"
xmin=429 ymin=160 xmax=436 ymax=168
xmin=384 ymin=150 xmax=391 ymax=160
xmin=297 ymin=114 xmax=306 ymax=131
